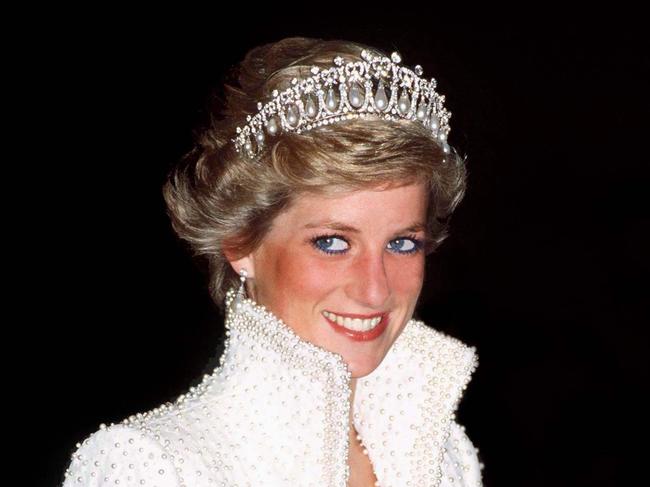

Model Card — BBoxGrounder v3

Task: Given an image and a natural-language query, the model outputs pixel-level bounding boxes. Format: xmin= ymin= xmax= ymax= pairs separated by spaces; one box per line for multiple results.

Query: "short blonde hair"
xmin=162 ymin=36 xmax=468 ymax=313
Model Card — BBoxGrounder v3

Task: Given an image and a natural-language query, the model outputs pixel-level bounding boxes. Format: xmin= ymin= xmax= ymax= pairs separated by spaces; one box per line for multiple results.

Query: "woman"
xmin=62 ymin=37 xmax=483 ymax=486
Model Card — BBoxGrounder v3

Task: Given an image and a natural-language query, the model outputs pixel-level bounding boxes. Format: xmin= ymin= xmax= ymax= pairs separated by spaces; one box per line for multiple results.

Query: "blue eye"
xmin=387 ymin=237 xmax=422 ymax=254
xmin=311 ymin=235 xmax=349 ymax=254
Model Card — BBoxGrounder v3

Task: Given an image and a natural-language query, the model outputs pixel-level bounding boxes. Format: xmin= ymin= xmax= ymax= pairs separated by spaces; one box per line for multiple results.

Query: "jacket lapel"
xmin=222 ymin=289 xmax=352 ymax=485
xmin=354 ymin=319 xmax=478 ymax=486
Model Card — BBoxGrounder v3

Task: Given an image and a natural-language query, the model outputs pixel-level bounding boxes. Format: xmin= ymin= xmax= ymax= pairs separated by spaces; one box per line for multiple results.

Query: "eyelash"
xmin=309 ymin=233 xmax=424 ymax=256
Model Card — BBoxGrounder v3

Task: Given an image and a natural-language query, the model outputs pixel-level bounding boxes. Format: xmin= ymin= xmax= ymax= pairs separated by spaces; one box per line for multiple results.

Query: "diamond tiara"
xmin=231 ymin=48 xmax=453 ymax=160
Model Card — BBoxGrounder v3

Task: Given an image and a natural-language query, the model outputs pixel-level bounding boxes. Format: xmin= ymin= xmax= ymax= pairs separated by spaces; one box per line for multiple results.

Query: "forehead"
xmin=272 ymin=182 xmax=428 ymax=229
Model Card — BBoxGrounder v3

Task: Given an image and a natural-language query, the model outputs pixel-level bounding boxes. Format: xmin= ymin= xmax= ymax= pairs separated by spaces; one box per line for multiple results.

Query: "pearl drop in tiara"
xmin=231 ymin=49 xmax=453 ymax=160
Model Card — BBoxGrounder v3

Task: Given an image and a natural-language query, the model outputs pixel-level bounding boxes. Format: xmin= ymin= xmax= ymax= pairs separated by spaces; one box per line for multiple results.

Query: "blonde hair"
xmin=162 ymin=36 xmax=468 ymax=313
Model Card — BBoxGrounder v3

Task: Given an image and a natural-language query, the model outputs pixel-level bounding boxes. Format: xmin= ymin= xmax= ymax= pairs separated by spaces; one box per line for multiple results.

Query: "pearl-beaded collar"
xmin=215 ymin=288 xmax=478 ymax=485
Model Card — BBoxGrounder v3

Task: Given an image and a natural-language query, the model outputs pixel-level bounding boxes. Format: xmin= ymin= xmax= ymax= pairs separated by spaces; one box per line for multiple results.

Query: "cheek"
xmin=386 ymin=256 xmax=425 ymax=295
xmin=264 ymin=243 xmax=336 ymax=299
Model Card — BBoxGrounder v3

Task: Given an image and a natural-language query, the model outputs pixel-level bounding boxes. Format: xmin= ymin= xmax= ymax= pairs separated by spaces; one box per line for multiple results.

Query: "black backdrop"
xmin=23 ymin=14 xmax=648 ymax=487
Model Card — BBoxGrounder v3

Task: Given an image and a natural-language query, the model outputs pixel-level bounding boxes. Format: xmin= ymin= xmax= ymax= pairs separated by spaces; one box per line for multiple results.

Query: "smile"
xmin=322 ymin=311 xmax=382 ymax=331
xmin=321 ymin=310 xmax=390 ymax=342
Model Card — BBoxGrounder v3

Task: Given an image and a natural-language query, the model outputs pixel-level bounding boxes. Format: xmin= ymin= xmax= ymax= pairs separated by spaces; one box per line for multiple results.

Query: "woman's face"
xmin=229 ymin=181 xmax=428 ymax=378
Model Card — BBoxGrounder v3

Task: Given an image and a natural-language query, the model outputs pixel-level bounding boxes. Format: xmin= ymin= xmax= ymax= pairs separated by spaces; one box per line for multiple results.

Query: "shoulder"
xmin=62 ymin=422 xmax=179 ymax=486
xmin=62 ymin=396 xmax=226 ymax=486
xmin=440 ymin=419 xmax=485 ymax=487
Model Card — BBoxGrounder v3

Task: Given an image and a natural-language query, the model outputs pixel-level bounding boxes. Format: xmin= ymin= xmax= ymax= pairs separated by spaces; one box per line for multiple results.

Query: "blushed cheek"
xmin=257 ymin=245 xmax=341 ymax=341
xmin=287 ymin=253 xmax=340 ymax=298
xmin=388 ymin=257 xmax=425 ymax=296
xmin=264 ymin=244 xmax=336 ymax=308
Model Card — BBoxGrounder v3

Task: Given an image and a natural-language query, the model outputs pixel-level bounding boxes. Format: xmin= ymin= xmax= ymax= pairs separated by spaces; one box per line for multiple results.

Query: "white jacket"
xmin=62 ymin=287 xmax=484 ymax=486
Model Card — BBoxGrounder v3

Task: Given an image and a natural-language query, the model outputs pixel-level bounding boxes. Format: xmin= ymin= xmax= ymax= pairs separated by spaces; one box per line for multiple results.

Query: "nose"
xmin=345 ymin=248 xmax=391 ymax=309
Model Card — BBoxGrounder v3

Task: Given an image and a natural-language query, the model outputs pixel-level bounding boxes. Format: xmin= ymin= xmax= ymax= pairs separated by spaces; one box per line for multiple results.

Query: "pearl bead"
xmin=374 ymin=81 xmax=389 ymax=112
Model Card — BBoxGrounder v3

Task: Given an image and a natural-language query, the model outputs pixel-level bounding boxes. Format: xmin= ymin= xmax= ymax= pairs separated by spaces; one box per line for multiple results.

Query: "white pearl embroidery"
xmin=62 ymin=286 xmax=483 ymax=486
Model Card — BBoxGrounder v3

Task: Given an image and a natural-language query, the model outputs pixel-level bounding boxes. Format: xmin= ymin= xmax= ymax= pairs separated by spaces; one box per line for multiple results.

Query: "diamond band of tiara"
xmin=231 ymin=49 xmax=452 ymax=160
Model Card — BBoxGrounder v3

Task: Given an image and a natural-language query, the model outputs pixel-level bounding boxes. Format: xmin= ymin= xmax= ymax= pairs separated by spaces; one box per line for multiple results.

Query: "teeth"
xmin=323 ymin=311 xmax=382 ymax=332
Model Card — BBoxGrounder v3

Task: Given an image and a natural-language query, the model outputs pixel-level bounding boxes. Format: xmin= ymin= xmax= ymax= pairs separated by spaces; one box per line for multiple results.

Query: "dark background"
xmin=19 ymin=14 xmax=648 ymax=487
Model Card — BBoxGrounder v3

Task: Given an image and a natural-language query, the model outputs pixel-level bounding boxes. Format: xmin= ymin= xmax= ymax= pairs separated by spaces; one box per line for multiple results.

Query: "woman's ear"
xmin=223 ymin=249 xmax=256 ymax=279
xmin=223 ymin=249 xmax=258 ymax=301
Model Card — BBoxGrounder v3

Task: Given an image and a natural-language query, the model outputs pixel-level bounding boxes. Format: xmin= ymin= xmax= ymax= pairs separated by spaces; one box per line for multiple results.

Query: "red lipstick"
xmin=322 ymin=311 xmax=389 ymax=342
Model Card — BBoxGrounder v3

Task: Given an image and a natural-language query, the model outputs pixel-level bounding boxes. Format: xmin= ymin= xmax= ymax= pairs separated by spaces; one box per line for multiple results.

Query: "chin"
xmin=346 ymin=355 xmax=384 ymax=378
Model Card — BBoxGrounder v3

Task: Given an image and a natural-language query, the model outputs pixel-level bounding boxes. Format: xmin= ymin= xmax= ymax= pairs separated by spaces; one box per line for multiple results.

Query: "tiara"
xmin=231 ymin=49 xmax=453 ymax=160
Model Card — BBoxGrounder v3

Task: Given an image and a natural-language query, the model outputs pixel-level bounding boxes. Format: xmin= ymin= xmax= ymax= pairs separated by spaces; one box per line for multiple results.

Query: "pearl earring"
xmin=233 ymin=268 xmax=248 ymax=310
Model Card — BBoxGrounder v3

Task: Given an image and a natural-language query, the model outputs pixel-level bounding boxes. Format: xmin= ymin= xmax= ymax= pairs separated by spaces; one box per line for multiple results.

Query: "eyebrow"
xmin=303 ymin=220 xmax=426 ymax=234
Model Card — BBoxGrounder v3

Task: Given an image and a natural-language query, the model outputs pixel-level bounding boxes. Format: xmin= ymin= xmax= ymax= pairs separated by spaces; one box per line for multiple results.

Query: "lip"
xmin=322 ymin=311 xmax=389 ymax=342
